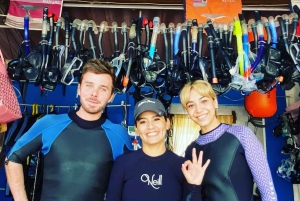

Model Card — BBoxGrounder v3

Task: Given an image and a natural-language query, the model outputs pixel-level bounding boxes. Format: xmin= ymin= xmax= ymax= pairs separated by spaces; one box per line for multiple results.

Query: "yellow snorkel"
xmin=233 ymin=18 xmax=244 ymax=76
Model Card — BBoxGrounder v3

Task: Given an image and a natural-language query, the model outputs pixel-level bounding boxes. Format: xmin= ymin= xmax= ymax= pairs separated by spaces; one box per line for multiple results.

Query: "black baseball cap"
xmin=134 ymin=98 xmax=166 ymax=121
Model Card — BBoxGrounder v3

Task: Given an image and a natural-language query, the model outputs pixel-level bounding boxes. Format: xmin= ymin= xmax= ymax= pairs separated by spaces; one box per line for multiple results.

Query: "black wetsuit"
xmin=185 ymin=124 xmax=277 ymax=201
xmin=7 ymin=111 xmax=133 ymax=201
xmin=105 ymin=149 xmax=202 ymax=201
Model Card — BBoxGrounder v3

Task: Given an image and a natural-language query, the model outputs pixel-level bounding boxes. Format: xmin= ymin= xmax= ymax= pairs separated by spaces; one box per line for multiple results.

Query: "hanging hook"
xmin=35 ymin=104 xmax=39 ymax=115
xmin=31 ymin=104 xmax=36 ymax=116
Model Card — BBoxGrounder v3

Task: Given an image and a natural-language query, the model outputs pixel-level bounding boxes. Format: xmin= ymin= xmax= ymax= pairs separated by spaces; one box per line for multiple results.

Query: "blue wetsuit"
xmin=7 ymin=111 xmax=133 ymax=201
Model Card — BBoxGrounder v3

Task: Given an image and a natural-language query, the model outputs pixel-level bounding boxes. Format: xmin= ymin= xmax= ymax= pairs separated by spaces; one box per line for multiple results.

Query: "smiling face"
xmin=185 ymin=88 xmax=219 ymax=134
xmin=134 ymin=111 xmax=170 ymax=150
xmin=77 ymin=71 xmax=114 ymax=120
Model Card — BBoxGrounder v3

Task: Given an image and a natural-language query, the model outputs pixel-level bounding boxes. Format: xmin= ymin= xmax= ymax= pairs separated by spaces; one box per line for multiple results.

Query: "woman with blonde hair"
xmin=180 ymin=80 xmax=277 ymax=201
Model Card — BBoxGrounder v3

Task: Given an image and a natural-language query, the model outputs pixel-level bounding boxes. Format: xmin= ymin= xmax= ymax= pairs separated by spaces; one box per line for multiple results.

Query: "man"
xmin=5 ymin=59 xmax=133 ymax=201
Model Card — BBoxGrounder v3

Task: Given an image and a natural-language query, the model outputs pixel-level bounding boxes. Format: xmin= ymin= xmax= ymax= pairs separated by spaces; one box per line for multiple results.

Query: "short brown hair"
xmin=180 ymin=80 xmax=217 ymax=109
xmin=79 ymin=59 xmax=116 ymax=93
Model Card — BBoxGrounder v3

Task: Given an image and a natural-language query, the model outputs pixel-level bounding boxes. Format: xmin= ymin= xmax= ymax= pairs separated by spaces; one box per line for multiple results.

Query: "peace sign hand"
xmin=181 ymin=148 xmax=210 ymax=185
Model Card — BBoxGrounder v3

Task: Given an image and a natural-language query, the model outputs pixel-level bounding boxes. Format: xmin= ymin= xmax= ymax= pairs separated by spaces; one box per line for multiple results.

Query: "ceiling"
xmin=0 ymin=0 xmax=291 ymax=60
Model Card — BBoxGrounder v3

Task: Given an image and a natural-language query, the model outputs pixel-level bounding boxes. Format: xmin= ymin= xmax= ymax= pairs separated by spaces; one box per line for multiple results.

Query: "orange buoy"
xmin=244 ymin=87 xmax=277 ymax=118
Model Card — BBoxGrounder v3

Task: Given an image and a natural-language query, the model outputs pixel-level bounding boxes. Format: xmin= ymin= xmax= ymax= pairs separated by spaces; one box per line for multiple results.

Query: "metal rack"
xmin=62 ymin=1 xmax=290 ymax=11
xmin=0 ymin=2 xmax=291 ymax=29
xmin=19 ymin=102 xmax=131 ymax=109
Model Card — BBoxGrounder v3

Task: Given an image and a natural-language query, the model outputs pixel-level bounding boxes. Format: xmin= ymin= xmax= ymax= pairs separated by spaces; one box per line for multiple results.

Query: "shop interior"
xmin=0 ymin=0 xmax=300 ymax=200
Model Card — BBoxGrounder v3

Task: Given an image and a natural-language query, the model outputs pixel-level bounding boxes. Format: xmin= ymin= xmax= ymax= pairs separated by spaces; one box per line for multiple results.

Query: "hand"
xmin=181 ymin=148 xmax=210 ymax=185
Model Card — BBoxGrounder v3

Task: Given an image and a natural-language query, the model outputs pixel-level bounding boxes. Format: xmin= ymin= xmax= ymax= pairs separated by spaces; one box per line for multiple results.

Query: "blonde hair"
xmin=180 ymin=80 xmax=217 ymax=109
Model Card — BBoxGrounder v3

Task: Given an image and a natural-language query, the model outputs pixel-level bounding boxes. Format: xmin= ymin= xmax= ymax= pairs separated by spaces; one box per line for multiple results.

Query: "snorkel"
xmin=268 ymin=16 xmax=277 ymax=48
xmin=251 ymin=15 xmax=265 ymax=72
xmin=148 ymin=17 xmax=160 ymax=60
xmin=242 ymin=23 xmax=250 ymax=77
xmin=174 ymin=23 xmax=181 ymax=65
xmin=203 ymin=23 xmax=218 ymax=83
xmin=234 ymin=18 xmax=244 ymax=76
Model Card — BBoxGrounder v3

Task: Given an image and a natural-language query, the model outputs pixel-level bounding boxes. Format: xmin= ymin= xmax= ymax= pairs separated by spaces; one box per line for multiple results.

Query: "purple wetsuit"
xmin=185 ymin=123 xmax=277 ymax=201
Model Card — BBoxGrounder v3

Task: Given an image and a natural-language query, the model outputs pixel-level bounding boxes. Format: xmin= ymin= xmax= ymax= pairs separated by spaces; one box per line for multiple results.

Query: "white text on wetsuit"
xmin=141 ymin=174 xmax=162 ymax=189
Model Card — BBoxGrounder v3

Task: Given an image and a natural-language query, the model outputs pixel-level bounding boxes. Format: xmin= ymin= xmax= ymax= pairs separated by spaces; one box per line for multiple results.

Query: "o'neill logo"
xmin=138 ymin=99 xmax=156 ymax=107
xmin=141 ymin=174 xmax=162 ymax=189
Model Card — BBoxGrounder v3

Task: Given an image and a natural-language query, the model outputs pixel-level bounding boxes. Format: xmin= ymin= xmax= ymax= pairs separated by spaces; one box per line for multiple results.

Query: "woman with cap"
xmin=179 ymin=80 xmax=277 ymax=201
xmin=105 ymin=98 xmax=210 ymax=201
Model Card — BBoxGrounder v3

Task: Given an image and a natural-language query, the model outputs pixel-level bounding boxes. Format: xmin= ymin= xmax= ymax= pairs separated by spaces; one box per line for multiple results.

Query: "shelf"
xmin=62 ymin=1 xmax=290 ymax=11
